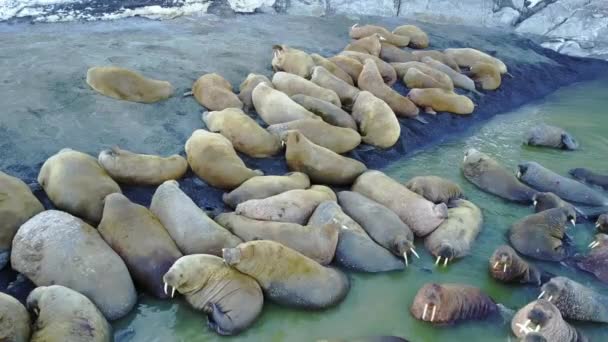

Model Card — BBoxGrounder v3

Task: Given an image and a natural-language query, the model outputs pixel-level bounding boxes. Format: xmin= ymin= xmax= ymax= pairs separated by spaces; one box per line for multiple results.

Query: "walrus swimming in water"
xmin=150 ymin=180 xmax=242 ymax=256
xmin=272 ymin=44 xmax=315 ymax=78
xmin=202 ymin=108 xmax=281 ymax=158
xmin=238 ymin=73 xmax=273 ymax=110
xmin=291 ymin=94 xmax=357 ymax=130
xmin=235 ymin=185 xmax=336 ymax=225
xmin=509 ymin=206 xmax=576 ymax=261
xmin=98 ymin=193 xmax=183 ymax=299
xmin=411 ymin=283 xmax=498 ymax=324
xmin=392 ymin=25 xmax=429 ymax=49
xmin=98 ymin=146 xmax=188 ymax=185
xmin=0 ymin=292 xmax=30 ymax=342
xmin=0 ymin=171 xmax=44 ymax=270
xmin=340 ymin=51 xmax=397 ymax=86
xmin=538 ymin=276 xmax=608 ymax=323
xmin=569 ymin=168 xmax=608 ymax=190
xmin=575 ymin=233 xmax=608 ymax=284
xmin=185 ymin=129 xmax=263 ymax=189
xmin=223 ymin=240 xmax=349 ymax=309
xmin=597 ymin=214 xmax=608 ymax=233
xmin=86 ymin=66 xmax=173 ymax=103
xmin=444 ymin=48 xmax=508 ymax=75
xmin=272 ymin=72 xmax=341 ymax=106
xmin=344 ymin=33 xmax=383 ymax=56
xmin=268 ymin=118 xmax=361 ymax=154
xmin=517 ymin=161 xmax=608 ymax=206
xmin=411 ymin=51 xmax=460 ymax=72
xmin=350 ymin=24 xmax=410 ymax=47
xmin=223 ymin=172 xmax=310 ymax=208
xmin=27 ymin=285 xmax=112 ymax=342
xmin=391 ymin=62 xmax=454 ymax=91
xmin=462 ymin=148 xmax=537 ymax=203
xmin=328 ymin=55 xmax=363 ymax=84
xmin=352 ymin=170 xmax=448 ymax=237
xmin=310 ymin=66 xmax=361 ymax=109
xmin=216 ymin=212 xmax=339 ymax=265
xmin=469 ymin=62 xmax=502 ymax=90
xmin=162 ymin=254 xmax=263 ymax=335
xmin=38 ymin=148 xmax=121 ymax=224
xmin=421 ymin=57 xmax=479 ymax=94
xmin=310 ymin=53 xmax=355 ymax=85
xmin=351 ymin=91 xmax=401 ymax=149
xmin=379 ymin=42 xmax=418 ymax=63
xmin=532 ymin=192 xmax=575 ymax=213
xmin=407 ymin=88 xmax=474 ymax=115
xmin=252 ymin=83 xmax=320 ymax=124
xmin=489 ymin=245 xmax=543 ymax=285
xmin=284 ymin=131 xmax=367 ymax=185
xmin=191 ymin=73 xmax=243 ymax=111
xmin=358 ymin=59 xmax=419 ymax=118
xmin=405 ymin=176 xmax=463 ymax=204
xmin=511 ymin=300 xmax=584 ymax=342
xmin=525 ymin=124 xmax=578 ymax=150
xmin=424 ymin=199 xmax=482 ymax=266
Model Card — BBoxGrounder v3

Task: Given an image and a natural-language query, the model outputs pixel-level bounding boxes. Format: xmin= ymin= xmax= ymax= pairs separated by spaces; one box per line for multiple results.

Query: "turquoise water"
xmin=114 ymin=78 xmax=608 ymax=341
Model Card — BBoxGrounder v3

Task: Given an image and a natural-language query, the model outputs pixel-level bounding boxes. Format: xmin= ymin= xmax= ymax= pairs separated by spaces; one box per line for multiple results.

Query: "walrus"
xmin=0 ymin=292 xmax=30 ymax=342
xmin=340 ymin=51 xmax=397 ymax=86
xmin=284 ymin=131 xmax=367 ymax=185
xmin=291 ymin=94 xmax=358 ymax=130
xmin=532 ymin=192 xmax=574 ymax=213
xmin=185 ymin=129 xmax=263 ymax=190
xmin=597 ymin=214 xmax=608 ymax=233
xmin=525 ymin=124 xmax=578 ymax=150
xmin=411 ymin=283 xmax=498 ymax=324
xmin=469 ymin=62 xmax=502 ymax=90
xmin=223 ymin=172 xmax=310 ymax=208
xmin=97 ymin=146 xmax=188 ymax=185
xmin=358 ymin=59 xmax=419 ymax=118
xmin=328 ymin=55 xmax=363 ymax=84
xmin=11 ymin=210 xmax=136 ymax=320
xmin=421 ymin=56 xmax=480 ymax=94
xmin=251 ymin=83 xmax=320 ymax=124
xmin=349 ymin=24 xmax=409 ymax=47
xmin=338 ymin=191 xmax=418 ymax=266
xmin=162 ymin=254 xmax=263 ymax=335
xmin=408 ymin=89 xmax=474 ymax=115
xmin=569 ymin=168 xmax=608 ymax=190
xmin=424 ymin=199 xmax=482 ymax=266
xmin=508 ymin=206 xmax=576 ymax=261
xmin=272 ymin=44 xmax=315 ymax=78
xmin=238 ymin=73 xmax=272 ymax=110
xmin=308 ymin=201 xmax=405 ymax=272
xmin=351 ymin=91 xmax=401 ymax=148
xmin=310 ymin=53 xmax=354 ymax=85
xmin=272 ymin=72 xmax=341 ymax=106
xmin=538 ymin=276 xmax=608 ymax=323
xmin=98 ymin=193 xmax=183 ymax=299
xmin=405 ymin=176 xmax=463 ymax=204
xmin=150 ymin=180 xmax=242 ymax=256
xmin=216 ymin=212 xmax=339 ymax=265
xmin=86 ymin=66 xmax=173 ymax=103
xmin=392 ymin=25 xmax=429 ymax=49
xmin=0 ymin=171 xmax=44 ymax=269
xmin=403 ymin=68 xmax=453 ymax=91
xmin=517 ymin=161 xmax=608 ymax=206
xmin=202 ymin=108 xmax=281 ymax=158
xmin=344 ymin=33 xmax=383 ymax=56
xmin=575 ymin=233 xmax=608 ymax=284
xmin=444 ymin=48 xmax=508 ymax=75
xmin=391 ymin=62 xmax=454 ymax=91
xmin=27 ymin=285 xmax=112 ymax=342
xmin=191 ymin=73 xmax=243 ymax=111
xmin=38 ymin=148 xmax=121 ymax=224
xmin=511 ymin=300 xmax=584 ymax=341
xmin=268 ymin=119 xmax=361 ymax=154
xmin=222 ymin=240 xmax=349 ymax=309
xmin=352 ymin=170 xmax=448 ymax=237
xmin=310 ymin=66 xmax=360 ymax=109
xmin=489 ymin=245 xmax=543 ymax=285
xmin=462 ymin=148 xmax=537 ymax=203
xmin=411 ymin=51 xmax=460 ymax=72
xmin=235 ymin=185 xmax=336 ymax=224
xmin=379 ymin=42 xmax=418 ymax=63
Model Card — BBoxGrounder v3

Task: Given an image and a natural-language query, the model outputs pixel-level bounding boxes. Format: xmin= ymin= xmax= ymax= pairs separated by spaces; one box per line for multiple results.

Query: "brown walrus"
xmin=291 ymin=94 xmax=358 ymax=130
xmin=310 ymin=53 xmax=354 ymax=85
xmin=223 ymin=172 xmax=310 ymax=208
xmin=411 ymin=50 xmax=460 ymax=72
xmin=511 ymin=300 xmax=584 ymax=342
xmin=352 ymin=170 xmax=448 ymax=237
xmin=349 ymin=24 xmax=410 ymax=47
xmin=252 ymin=83 xmax=320 ymax=125
xmin=340 ymin=51 xmax=397 ymax=86
xmin=444 ymin=48 xmax=508 ymax=75
xmin=328 ymin=55 xmax=363 ymax=84
xmin=271 ymin=44 xmax=315 ymax=78
xmin=392 ymin=25 xmax=429 ymax=49
xmin=358 ymin=59 xmax=419 ymax=118
xmin=202 ymin=108 xmax=281 ymax=158
xmin=469 ymin=62 xmax=502 ymax=90
xmin=191 ymin=73 xmax=243 ymax=111
xmin=284 ymin=131 xmax=367 ymax=186
xmin=222 ymin=240 xmax=349 ymax=309
xmin=268 ymin=118 xmax=361 ymax=154
xmin=97 ymin=146 xmax=188 ymax=185
xmin=38 ymin=148 xmax=121 ymax=224
xmin=391 ymin=62 xmax=454 ymax=91
xmin=405 ymin=175 xmax=463 ymax=204
xmin=86 ymin=66 xmax=173 ymax=103
xmin=379 ymin=42 xmax=418 ymax=63
xmin=597 ymin=214 xmax=608 ymax=233
xmin=489 ymin=245 xmax=543 ymax=285
xmin=162 ymin=254 xmax=263 ymax=335
xmin=310 ymin=66 xmax=360 ymax=109
xmin=0 ymin=292 xmax=30 ymax=342
xmin=272 ymin=72 xmax=341 ymax=106
xmin=216 ymin=212 xmax=339 ymax=265
xmin=351 ymin=91 xmax=401 ymax=148
xmin=408 ymin=88 xmax=474 ymax=115
xmin=525 ymin=124 xmax=578 ymax=150
xmin=98 ymin=193 xmax=183 ymax=299
xmin=411 ymin=283 xmax=498 ymax=324
xmin=575 ymin=233 xmax=608 ymax=284
xmin=532 ymin=192 xmax=574 ymax=213
xmin=344 ymin=33 xmax=383 ymax=56
xmin=538 ymin=276 xmax=608 ymax=323
xmin=185 ymin=129 xmax=263 ymax=189
xmin=238 ymin=73 xmax=273 ymax=110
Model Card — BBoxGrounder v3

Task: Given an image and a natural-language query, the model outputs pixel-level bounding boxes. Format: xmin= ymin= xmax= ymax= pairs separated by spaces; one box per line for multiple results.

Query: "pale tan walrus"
xmin=238 ymin=73 xmax=273 ymax=110
xmin=86 ymin=66 xmax=173 ymax=103
xmin=251 ymin=83 xmax=320 ymax=125
xmin=310 ymin=53 xmax=354 ymax=85
xmin=351 ymin=91 xmax=401 ymax=148
xmin=392 ymin=25 xmax=429 ymax=49
xmin=272 ymin=71 xmax=341 ymax=106
xmin=391 ymin=61 xmax=454 ymax=91
xmin=340 ymin=50 xmax=397 ymax=86
xmin=272 ymin=44 xmax=315 ymax=78
xmin=444 ymin=48 xmax=508 ymax=74
xmin=407 ymin=88 xmax=474 ymax=115
xmin=222 ymin=172 xmax=311 ymax=208
xmin=470 ymin=62 xmax=502 ymax=90
xmin=412 ymin=50 xmax=460 ymax=71
xmin=349 ymin=24 xmax=410 ymax=47
xmin=191 ymin=73 xmax=243 ymax=111
xmin=0 ymin=292 xmax=30 ymax=342
xmin=310 ymin=66 xmax=360 ymax=109
xmin=267 ymin=118 xmax=361 ymax=154
xmin=344 ymin=33 xmax=383 ymax=56
xmin=328 ymin=55 xmax=363 ymax=84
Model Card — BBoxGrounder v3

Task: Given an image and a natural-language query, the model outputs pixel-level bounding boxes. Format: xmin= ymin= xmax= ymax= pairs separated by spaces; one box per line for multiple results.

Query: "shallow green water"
xmin=114 ymin=78 xmax=608 ymax=342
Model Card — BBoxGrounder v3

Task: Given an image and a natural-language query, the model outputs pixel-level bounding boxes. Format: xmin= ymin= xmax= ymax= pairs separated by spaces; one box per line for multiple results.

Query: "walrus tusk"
xmin=171 ymin=287 xmax=176 ymax=298
xmin=503 ymin=263 xmax=507 ymax=273
xmin=443 ymin=258 xmax=448 ymax=267
xmin=516 ymin=171 xmax=521 ymax=179
xmin=435 ymin=256 xmax=441 ymax=265
xmin=570 ymin=219 xmax=576 ymax=227
xmin=404 ymin=252 xmax=409 ymax=267
xmin=533 ymin=200 xmax=537 ymax=207
xmin=379 ymin=35 xmax=387 ymax=41
xmin=493 ymin=261 xmax=499 ymax=269
xmin=351 ymin=23 xmax=358 ymax=29
xmin=517 ymin=319 xmax=531 ymax=333
xmin=430 ymin=305 xmax=437 ymax=322
xmin=410 ymin=248 xmax=420 ymax=259
xmin=590 ymin=241 xmax=600 ymax=249
xmin=463 ymin=155 xmax=467 ymax=162
xmin=538 ymin=291 xmax=545 ymax=299
xmin=183 ymin=90 xmax=193 ymax=97
xmin=164 ymin=282 xmax=169 ymax=296
xmin=596 ymin=222 xmax=601 ymax=228
xmin=281 ymin=140 xmax=286 ymax=148
xmin=547 ymin=295 xmax=553 ymax=302
xmin=422 ymin=303 xmax=428 ymax=320
xmin=534 ymin=324 xmax=540 ymax=332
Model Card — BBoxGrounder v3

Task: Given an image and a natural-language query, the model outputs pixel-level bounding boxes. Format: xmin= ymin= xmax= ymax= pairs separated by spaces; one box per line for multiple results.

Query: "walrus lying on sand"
xmin=310 ymin=66 xmax=360 ymax=109
xmin=511 ymin=300 xmax=585 ymax=342
xmin=379 ymin=42 xmax=418 ymax=63
xmin=489 ymin=245 xmax=544 ymax=285
xmin=392 ymin=25 xmax=429 ymax=49
xmin=272 ymin=44 xmax=315 ymax=78
xmin=238 ymin=73 xmax=272 ymax=110
xmin=349 ymin=24 xmax=410 ymax=47
xmin=272 ymin=71 xmax=341 ymax=106
xmin=407 ymin=88 xmax=474 ymax=115
xmin=86 ymin=66 xmax=173 ymax=103
xmin=252 ymin=83 xmax=320 ymax=124
xmin=340 ymin=50 xmax=397 ymax=86
xmin=328 ymin=55 xmax=363 ymax=84
xmin=222 ymin=172 xmax=310 ymax=208
xmin=444 ymin=48 xmax=508 ymax=75
xmin=310 ymin=53 xmax=354 ymax=85
xmin=344 ymin=33 xmax=383 ymax=56
xmin=268 ymin=118 xmax=361 ymax=154
xmin=291 ymin=94 xmax=357 ymax=130
xmin=391 ymin=62 xmax=454 ymax=91
xmin=469 ymin=62 xmax=502 ymax=90
xmin=351 ymin=91 xmax=401 ymax=149
xmin=0 ymin=292 xmax=30 ymax=342
xmin=421 ymin=57 xmax=479 ymax=94
xmin=191 ymin=73 xmax=243 ymax=111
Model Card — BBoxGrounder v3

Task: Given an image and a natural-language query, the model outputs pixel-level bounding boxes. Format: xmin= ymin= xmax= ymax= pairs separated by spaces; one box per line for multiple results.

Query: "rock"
xmin=398 ymin=0 xmax=493 ymax=25
xmin=227 ymin=0 xmax=276 ymax=13
xmin=492 ymin=7 xmax=521 ymax=26
xmin=515 ymin=0 xmax=590 ymax=36
xmin=286 ymin=0 xmax=327 ymax=16
xmin=331 ymin=0 xmax=397 ymax=17
xmin=558 ymin=40 xmax=589 ymax=57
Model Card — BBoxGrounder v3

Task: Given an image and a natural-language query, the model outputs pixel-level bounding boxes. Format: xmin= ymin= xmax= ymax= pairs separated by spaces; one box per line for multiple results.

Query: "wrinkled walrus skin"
xmin=310 ymin=53 xmax=354 ymax=85
xmin=575 ymin=233 xmax=608 ymax=284
xmin=310 ymin=66 xmax=360 ymax=110
xmin=238 ymin=73 xmax=272 ymax=110
xmin=252 ymin=83 xmax=320 ymax=125
xmin=538 ymin=276 xmax=608 ymax=323
xmin=525 ymin=124 xmax=578 ymax=150
xmin=223 ymin=240 xmax=349 ymax=309
xmin=86 ymin=66 xmax=173 ymax=103
xmin=192 ymin=73 xmax=243 ymax=111
xmin=272 ymin=71 xmax=341 ymax=107
xmin=291 ymin=94 xmax=357 ymax=130
xmin=569 ymin=168 xmax=608 ymax=190
xmin=351 ymin=91 xmax=400 ymax=149
xmin=268 ymin=118 xmax=361 ymax=154
xmin=405 ymin=175 xmax=463 ymax=204
xmin=489 ymin=245 xmax=543 ymax=285
xmin=271 ymin=44 xmax=315 ymax=78
xmin=392 ymin=25 xmax=429 ymax=49
xmin=511 ymin=300 xmax=584 ymax=342
xmin=222 ymin=172 xmax=311 ymax=208
xmin=0 ymin=292 xmax=30 ymax=342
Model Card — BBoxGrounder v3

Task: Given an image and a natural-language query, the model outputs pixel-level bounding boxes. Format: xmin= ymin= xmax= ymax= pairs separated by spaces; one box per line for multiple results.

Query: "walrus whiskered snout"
xmin=492 ymin=253 xmax=511 ymax=273
xmin=516 ymin=164 xmax=528 ymax=179
xmin=434 ymin=243 xmax=454 ymax=267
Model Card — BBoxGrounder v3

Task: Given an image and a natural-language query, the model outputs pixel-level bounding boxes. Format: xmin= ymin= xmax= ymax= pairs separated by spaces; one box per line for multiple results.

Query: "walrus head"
xmin=526 ymin=300 xmax=557 ymax=334
xmin=589 ymin=233 xmax=608 ymax=249
xmin=410 ymin=283 xmax=446 ymax=323
xmin=568 ymin=168 xmax=590 ymax=182
xmin=434 ymin=242 xmax=455 ymax=267
xmin=516 ymin=162 xmax=543 ymax=183
xmin=538 ymin=277 xmax=571 ymax=305
xmin=490 ymin=245 xmax=517 ymax=277
xmin=531 ymin=192 xmax=562 ymax=211
xmin=462 ymin=148 xmax=483 ymax=164
xmin=560 ymin=133 xmax=578 ymax=150
xmin=393 ymin=238 xmax=419 ymax=267
xmin=521 ymin=333 xmax=548 ymax=342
